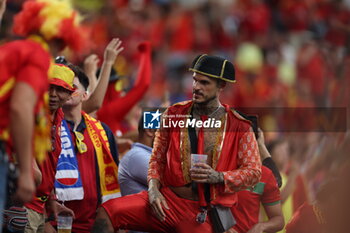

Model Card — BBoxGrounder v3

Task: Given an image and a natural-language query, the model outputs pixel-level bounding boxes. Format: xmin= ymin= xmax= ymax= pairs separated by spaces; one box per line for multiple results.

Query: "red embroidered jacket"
xmin=147 ymin=100 xmax=261 ymax=207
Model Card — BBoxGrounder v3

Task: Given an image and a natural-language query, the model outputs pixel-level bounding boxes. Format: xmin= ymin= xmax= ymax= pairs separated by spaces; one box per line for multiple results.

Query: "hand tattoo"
xmin=207 ymin=170 xmax=224 ymax=184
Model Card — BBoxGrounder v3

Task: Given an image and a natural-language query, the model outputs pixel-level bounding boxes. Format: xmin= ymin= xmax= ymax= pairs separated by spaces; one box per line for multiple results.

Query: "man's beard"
xmin=193 ymin=94 xmax=217 ymax=106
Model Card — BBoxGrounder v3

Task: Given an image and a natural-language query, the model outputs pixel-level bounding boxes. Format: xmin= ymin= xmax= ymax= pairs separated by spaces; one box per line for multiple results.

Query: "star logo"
xmin=150 ymin=110 xmax=162 ymax=122
xmin=143 ymin=109 xmax=162 ymax=129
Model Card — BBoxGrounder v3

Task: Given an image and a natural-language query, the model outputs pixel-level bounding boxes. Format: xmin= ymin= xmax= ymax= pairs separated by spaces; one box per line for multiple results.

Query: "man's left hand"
xmin=190 ymin=163 xmax=224 ymax=184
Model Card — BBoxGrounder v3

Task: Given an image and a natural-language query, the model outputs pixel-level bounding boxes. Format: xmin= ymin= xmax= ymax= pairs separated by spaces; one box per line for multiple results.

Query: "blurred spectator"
xmin=285 ymin=179 xmax=336 ymax=233
xmin=269 ymin=138 xmax=299 ymax=233
xmin=118 ymin=117 xmax=155 ymax=197
xmin=0 ymin=1 xmax=85 ymax=231
xmin=230 ymin=129 xmax=284 ymax=233
xmin=118 ymin=116 xmax=156 ymax=233
xmin=286 ymin=135 xmax=350 ymax=233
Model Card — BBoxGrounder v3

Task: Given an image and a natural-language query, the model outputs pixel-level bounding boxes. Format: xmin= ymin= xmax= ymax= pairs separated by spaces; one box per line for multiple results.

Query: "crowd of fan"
xmin=0 ymin=0 xmax=349 ymax=233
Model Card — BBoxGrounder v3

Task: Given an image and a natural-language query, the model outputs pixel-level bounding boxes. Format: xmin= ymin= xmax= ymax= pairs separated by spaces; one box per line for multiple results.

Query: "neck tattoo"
xmin=193 ymin=104 xmax=223 ymax=118
xmin=208 ymin=105 xmax=222 ymax=117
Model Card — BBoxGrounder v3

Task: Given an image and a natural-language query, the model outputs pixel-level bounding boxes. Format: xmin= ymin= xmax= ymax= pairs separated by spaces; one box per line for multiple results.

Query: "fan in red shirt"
xmin=46 ymin=63 xmax=120 ymax=233
xmin=227 ymin=128 xmax=284 ymax=233
xmin=239 ymin=0 xmax=271 ymax=40
xmin=230 ymin=166 xmax=283 ymax=233
xmin=0 ymin=0 xmax=84 ymax=208
xmin=0 ymin=0 xmax=86 ymax=232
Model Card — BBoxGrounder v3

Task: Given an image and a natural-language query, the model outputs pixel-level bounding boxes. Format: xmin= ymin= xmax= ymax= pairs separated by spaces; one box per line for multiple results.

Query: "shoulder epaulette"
xmin=230 ymin=109 xmax=252 ymax=124
xmin=172 ymin=100 xmax=192 ymax=107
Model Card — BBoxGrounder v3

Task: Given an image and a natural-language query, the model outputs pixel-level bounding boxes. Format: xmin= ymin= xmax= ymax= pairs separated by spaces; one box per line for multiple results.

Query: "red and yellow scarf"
xmin=83 ymin=112 xmax=120 ymax=202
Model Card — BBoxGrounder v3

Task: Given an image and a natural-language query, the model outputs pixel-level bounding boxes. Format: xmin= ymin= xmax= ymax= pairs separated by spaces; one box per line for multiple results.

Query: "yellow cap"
xmin=49 ymin=64 xmax=75 ymax=91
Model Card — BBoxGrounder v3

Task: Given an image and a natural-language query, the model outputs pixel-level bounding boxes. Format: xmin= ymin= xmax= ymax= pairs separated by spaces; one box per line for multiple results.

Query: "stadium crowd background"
xmin=1 ymin=0 xmax=350 ymax=232
xmin=2 ymin=0 xmax=349 ymax=108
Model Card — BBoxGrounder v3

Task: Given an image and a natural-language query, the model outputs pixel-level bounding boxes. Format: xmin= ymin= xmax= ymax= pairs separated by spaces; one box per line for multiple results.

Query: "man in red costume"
xmin=92 ymin=54 xmax=261 ymax=233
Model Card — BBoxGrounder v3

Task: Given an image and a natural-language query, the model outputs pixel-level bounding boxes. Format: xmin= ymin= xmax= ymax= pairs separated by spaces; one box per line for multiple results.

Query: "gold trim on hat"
xmin=193 ymin=54 xmax=207 ymax=68
xmin=220 ymin=60 xmax=227 ymax=79
xmin=189 ymin=69 xmax=236 ymax=83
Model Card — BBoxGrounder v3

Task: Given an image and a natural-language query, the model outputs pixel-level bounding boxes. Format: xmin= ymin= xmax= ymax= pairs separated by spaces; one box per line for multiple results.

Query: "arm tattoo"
xmin=91 ymin=219 xmax=113 ymax=233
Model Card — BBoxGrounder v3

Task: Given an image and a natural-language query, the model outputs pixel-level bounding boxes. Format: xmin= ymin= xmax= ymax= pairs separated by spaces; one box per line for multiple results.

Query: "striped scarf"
xmin=83 ymin=112 xmax=120 ymax=202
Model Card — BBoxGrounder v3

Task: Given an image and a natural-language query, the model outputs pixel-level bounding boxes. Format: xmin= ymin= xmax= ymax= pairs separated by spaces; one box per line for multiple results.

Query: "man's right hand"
xmin=15 ymin=172 xmax=35 ymax=203
xmin=148 ymin=179 xmax=169 ymax=222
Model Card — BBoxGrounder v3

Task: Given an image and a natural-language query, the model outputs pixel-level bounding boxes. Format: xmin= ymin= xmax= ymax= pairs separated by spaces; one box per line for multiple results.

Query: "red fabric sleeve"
xmin=147 ymin=110 xmax=169 ymax=184
xmin=16 ymin=65 xmax=48 ymax=97
xmin=261 ymin=166 xmax=281 ymax=205
xmin=285 ymin=203 xmax=320 ymax=233
xmin=16 ymin=50 xmax=50 ymax=97
xmin=292 ymin=175 xmax=308 ymax=211
xmin=222 ymin=129 xmax=261 ymax=193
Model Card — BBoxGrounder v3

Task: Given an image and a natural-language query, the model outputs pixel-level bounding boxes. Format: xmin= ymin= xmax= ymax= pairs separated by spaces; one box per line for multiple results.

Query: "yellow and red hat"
xmin=49 ymin=64 xmax=76 ymax=92
xmin=13 ymin=0 xmax=86 ymax=52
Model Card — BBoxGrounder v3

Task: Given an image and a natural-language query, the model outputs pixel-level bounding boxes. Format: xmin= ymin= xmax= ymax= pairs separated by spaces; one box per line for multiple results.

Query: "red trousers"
xmin=102 ymin=187 xmax=214 ymax=233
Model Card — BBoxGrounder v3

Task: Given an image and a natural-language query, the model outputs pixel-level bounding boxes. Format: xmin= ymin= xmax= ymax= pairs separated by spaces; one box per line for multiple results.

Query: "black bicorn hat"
xmin=189 ymin=54 xmax=236 ymax=83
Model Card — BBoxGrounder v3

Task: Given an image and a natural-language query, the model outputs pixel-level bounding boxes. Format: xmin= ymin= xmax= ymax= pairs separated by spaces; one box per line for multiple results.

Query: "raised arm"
xmin=83 ymin=54 xmax=99 ymax=95
xmin=97 ymin=41 xmax=152 ymax=122
xmin=82 ymin=38 xmax=123 ymax=113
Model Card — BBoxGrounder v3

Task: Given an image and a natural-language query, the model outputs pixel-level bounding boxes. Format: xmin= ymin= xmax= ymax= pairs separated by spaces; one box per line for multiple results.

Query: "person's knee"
xmin=92 ymin=207 xmax=114 ymax=233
